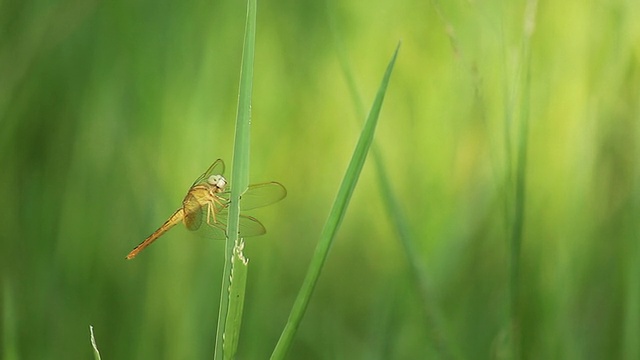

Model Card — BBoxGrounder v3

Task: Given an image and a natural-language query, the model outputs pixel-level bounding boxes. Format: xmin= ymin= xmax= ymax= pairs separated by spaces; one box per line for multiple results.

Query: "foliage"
xmin=1 ymin=0 xmax=639 ymax=358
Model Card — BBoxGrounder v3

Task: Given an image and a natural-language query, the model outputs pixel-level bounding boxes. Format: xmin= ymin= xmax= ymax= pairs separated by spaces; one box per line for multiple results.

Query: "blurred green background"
xmin=1 ymin=0 xmax=639 ymax=358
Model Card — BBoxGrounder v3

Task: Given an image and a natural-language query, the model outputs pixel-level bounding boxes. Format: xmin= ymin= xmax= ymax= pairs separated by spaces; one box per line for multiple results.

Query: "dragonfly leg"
xmin=206 ymin=196 xmax=228 ymax=226
xmin=207 ymin=201 xmax=218 ymax=225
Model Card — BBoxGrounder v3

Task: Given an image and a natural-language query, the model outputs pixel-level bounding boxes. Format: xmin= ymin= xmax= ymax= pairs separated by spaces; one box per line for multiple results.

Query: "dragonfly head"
xmin=207 ymin=174 xmax=227 ymax=190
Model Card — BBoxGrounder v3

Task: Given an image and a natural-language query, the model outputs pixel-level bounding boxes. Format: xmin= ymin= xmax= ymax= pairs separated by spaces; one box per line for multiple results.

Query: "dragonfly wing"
xmin=220 ymin=182 xmax=287 ymax=210
xmin=238 ymin=214 xmax=267 ymax=237
xmin=192 ymin=211 xmax=265 ymax=239
xmin=192 ymin=216 xmax=227 ymax=239
xmin=191 ymin=159 xmax=225 ymax=186
xmin=183 ymin=193 xmax=204 ymax=231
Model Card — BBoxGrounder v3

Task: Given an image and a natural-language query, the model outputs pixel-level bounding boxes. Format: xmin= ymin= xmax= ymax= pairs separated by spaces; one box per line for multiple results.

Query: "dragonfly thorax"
xmin=207 ymin=174 xmax=227 ymax=190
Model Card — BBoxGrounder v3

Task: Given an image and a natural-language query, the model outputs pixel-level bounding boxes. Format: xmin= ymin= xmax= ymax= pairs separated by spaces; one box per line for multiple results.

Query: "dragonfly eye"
xmin=207 ymin=175 xmax=227 ymax=189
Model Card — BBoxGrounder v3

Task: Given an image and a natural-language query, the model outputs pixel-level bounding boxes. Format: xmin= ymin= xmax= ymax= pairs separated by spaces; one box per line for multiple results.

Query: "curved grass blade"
xmin=271 ymin=43 xmax=400 ymax=359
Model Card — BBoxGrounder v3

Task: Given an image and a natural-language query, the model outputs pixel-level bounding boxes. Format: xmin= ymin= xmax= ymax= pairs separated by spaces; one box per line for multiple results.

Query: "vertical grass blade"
xmin=89 ymin=325 xmax=102 ymax=360
xmin=214 ymin=0 xmax=256 ymax=358
xmin=3 ymin=280 xmax=18 ymax=360
xmin=370 ymin=151 xmax=457 ymax=359
xmin=270 ymin=43 xmax=400 ymax=359
xmin=223 ymin=247 xmax=249 ymax=359
xmin=508 ymin=1 xmax=537 ymax=357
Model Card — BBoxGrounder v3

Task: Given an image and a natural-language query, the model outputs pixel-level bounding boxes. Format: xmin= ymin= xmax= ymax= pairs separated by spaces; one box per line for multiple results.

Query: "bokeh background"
xmin=2 ymin=0 xmax=640 ymax=358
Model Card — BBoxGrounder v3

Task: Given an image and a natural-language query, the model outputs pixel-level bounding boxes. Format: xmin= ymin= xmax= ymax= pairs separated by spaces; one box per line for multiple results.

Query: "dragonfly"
xmin=126 ymin=159 xmax=286 ymax=259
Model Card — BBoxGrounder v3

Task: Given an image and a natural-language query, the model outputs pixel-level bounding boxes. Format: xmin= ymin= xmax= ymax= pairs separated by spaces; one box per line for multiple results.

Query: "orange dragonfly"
xmin=126 ymin=159 xmax=286 ymax=259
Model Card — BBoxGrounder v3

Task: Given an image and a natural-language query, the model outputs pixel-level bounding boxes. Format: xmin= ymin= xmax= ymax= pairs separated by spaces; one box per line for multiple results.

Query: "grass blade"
xmin=89 ymin=325 xmax=102 ymax=360
xmin=270 ymin=43 xmax=400 ymax=359
xmin=223 ymin=246 xmax=249 ymax=359
xmin=507 ymin=1 xmax=537 ymax=357
xmin=330 ymin=14 xmax=456 ymax=358
xmin=3 ymin=280 xmax=18 ymax=360
xmin=213 ymin=0 xmax=256 ymax=358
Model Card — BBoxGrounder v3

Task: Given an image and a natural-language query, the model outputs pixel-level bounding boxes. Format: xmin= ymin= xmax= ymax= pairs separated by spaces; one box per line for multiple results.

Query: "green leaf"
xmin=270 ymin=43 xmax=400 ymax=359
xmin=89 ymin=326 xmax=102 ymax=360
xmin=214 ymin=0 xmax=256 ymax=358
xmin=223 ymin=246 xmax=249 ymax=360
xmin=331 ymin=17 xmax=456 ymax=358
